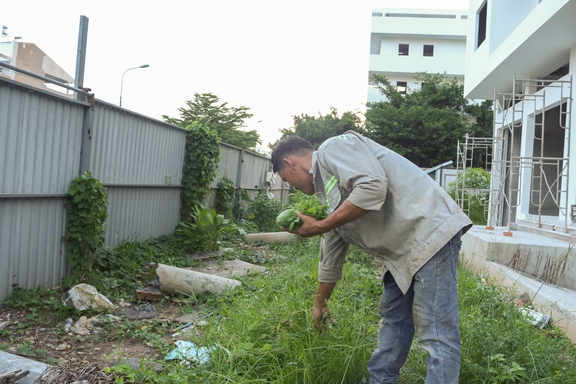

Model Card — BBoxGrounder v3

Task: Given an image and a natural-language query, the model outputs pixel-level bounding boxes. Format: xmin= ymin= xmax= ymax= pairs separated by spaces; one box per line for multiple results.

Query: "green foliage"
xmin=365 ymin=73 xmax=493 ymax=168
xmin=289 ymin=190 xmax=329 ymax=220
xmin=447 ymin=168 xmax=491 ymax=225
xmin=163 ymin=92 xmax=261 ymax=149
xmin=180 ymin=121 xmax=221 ymax=220
xmin=276 ymin=209 xmax=302 ymax=230
xmin=141 ymin=238 xmax=381 ymax=383
xmin=277 ymin=190 xmax=329 ymax=230
xmin=232 ymin=188 xmax=252 ymax=222
xmin=63 ymin=171 xmax=108 ymax=281
xmin=276 ymin=107 xmax=364 ymax=149
xmin=455 ymin=268 xmax=576 ymax=384
xmin=175 ymin=206 xmax=233 ymax=253
xmin=91 ymin=235 xmax=188 ymax=299
xmin=215 ymin=175 xmax=236 ymax=218
xmin=244 ymin=188 xmax=283 ymax=232
xmin=1 ymin=285 xmax=74 ymax=320
xmin=465 ymin=100 xmax=494 ymax=168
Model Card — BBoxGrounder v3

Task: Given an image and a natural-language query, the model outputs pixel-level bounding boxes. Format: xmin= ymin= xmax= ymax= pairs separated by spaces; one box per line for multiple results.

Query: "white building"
xmin=367 ymin=8 xmax=468 ymax=103
xmin=464 ymin=0 xmax=576 ymax=231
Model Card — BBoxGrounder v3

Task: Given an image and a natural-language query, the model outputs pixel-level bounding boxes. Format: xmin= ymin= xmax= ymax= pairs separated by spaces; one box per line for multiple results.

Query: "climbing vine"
xmin=215 ymin=175 xmax=236 ymax=218
xmin=63 ymin=171 xmax=108 ymax=281
xmin=180 ymin=121 xmax=221 ymax=221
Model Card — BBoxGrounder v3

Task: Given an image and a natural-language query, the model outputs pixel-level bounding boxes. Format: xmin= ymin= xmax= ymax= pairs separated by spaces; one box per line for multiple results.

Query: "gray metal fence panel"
xmin=0 ymin=78 xmax=86 ymax=299
xmin=0 ymin=79 xmax=85 ymax=194
xmin=90 ymin=101 xmax=187 ymax=248
xmin=0 ymin=198 xmax=68 ymax=296
xmin=104 ymin=186 xmax=182 ymax=246
xmin=90 ymin=101 xmax=186 ymax=185
xmin=216 ymin=143 xmax=241 ymax=184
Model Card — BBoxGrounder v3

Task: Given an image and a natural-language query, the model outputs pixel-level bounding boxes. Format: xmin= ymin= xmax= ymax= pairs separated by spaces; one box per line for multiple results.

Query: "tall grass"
xmin=117 ymin=239 xmax=576 ymax=383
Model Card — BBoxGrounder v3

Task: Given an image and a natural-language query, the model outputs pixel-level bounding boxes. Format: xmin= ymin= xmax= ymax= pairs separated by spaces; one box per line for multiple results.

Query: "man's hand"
xmin=294 ymin=212 xmax=325 ymax=237
xmin=312 ymin=302 xmax=332 ymax=331
xmin=284 ymin=200 xmax=370 ymax=237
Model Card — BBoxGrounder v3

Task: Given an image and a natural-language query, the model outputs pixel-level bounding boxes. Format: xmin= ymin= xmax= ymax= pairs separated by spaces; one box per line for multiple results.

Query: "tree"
xmin=275 ymin=107 xmax=364 ymax=149
xmin=365 ymin=73 xmax=493 ymax=168
xmin=163 ymin=92 xmax=261 ymax=150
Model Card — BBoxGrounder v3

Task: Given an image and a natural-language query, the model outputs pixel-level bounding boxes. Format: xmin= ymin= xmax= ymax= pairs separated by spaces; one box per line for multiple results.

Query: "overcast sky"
xmin=2 ymin=0 xmax=468 ymax=147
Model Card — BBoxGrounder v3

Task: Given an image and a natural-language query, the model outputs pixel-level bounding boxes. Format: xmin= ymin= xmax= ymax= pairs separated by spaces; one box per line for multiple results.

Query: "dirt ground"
xmin=0 ymin=298 xmax=190 ymax=381
xmin=0 ymin=251 xmax=274 ymax=382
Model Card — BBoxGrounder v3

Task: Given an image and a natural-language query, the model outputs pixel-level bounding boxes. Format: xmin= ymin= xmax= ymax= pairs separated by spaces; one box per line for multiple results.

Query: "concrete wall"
xmin=461 ymin=225 xmax=576 ymax=343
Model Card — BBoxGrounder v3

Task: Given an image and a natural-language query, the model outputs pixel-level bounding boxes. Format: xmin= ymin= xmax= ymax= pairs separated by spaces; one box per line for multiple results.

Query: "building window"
xmin=423 ymin=45 xmax=434 ymax=57
xmin=398 ymin=44 xmax=409 ymax=56
xmin=397 ymin=81 xmax=407 ymax=94
xmin=476 ymin=2 xmax=487 ymax=49
xmin=372 ymin=12 xmax=383 ymax=17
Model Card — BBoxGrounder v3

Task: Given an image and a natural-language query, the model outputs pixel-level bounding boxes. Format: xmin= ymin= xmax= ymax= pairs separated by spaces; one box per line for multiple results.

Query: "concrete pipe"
xmin=156 ymin=263 xmax=241 ymax=296
xmin=245 ymin=232 xmax=299 ymax=244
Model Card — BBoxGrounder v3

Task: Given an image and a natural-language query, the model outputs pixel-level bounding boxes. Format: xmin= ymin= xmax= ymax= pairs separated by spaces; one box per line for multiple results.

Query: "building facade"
xmin=1 ymin=26 xmax=73 ymax=95
xmin=367 ymin=8 xmax=468 ymax=103
xmin=464 ymin=0 xmax=576 ymax=231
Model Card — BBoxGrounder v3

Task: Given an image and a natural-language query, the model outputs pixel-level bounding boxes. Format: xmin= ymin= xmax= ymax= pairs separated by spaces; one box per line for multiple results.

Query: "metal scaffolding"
xmin=457 ymin=75 xmax=573 ymax=233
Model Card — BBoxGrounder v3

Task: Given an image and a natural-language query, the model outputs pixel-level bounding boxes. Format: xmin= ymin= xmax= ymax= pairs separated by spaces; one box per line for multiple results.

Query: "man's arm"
xmin=294 ymin=200 xmax=369 ymax=238
xmin=312 ymin=282 xmax=336 ymax=330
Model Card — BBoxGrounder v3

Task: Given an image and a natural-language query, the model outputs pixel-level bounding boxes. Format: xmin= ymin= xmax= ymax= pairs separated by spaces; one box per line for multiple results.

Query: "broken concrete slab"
xmin=0 ymin=350 xmax=49 ymax=384
xmin=116 ymin=307 xmax=159 ymax=321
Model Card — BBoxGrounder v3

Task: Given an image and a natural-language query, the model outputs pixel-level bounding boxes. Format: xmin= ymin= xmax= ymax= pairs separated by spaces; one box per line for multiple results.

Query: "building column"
xmin=561 ymin=45 xmax=576 ymax=224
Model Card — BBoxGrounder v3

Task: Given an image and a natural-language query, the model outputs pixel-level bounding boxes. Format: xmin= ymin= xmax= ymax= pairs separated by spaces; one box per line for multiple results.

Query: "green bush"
xmin=175 ymin=206 xmax=233 ymax=253
xmin=245 ymin=187 xmax=283 ymax=232
xmin=63 ymin=171 xmax=108 ymax=281
xmin=215 ymin=176 xmax=236 ymax=218
xmin=448 ymin=168 xmax=490 ymax=225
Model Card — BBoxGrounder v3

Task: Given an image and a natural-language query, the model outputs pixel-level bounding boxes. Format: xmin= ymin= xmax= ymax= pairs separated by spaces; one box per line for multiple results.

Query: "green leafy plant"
xmin=63 ymin=171 xmax=108 ymax=281
xmin=176 ymin=206 xmax=233 ymax=252
xmin=215 ymin=175 xmax=236 ymax=218
xmin=277 ymin=190 xmax=329 ymax=230
xmin=180 ymin=121 xmax=221 ymax=221
xmin=245 ymin=187 xmax=283 ymax=232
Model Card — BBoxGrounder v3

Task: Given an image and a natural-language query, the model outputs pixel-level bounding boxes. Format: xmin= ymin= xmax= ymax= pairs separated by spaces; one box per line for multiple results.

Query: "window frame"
xmin=398 ymin=44 xmax=409 ymax=56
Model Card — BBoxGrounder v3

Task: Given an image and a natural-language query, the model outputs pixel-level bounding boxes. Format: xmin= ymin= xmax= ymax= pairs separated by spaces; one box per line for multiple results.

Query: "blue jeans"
xmin=366 ymin=232 xmax=462 ymax=384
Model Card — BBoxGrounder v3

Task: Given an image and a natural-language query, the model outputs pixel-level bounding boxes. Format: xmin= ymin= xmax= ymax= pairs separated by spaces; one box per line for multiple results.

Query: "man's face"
xmin=278 ymin=161 xmax=315 ymax=195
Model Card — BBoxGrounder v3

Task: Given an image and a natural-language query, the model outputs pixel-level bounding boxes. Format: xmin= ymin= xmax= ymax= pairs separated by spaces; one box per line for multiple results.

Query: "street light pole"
xmin=119 ymin=64 xmax=149 ymax=107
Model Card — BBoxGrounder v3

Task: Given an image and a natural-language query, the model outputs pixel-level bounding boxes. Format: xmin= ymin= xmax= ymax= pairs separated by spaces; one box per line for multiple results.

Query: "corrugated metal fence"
xmin=0 ymin=76 xmax=288 ymax=300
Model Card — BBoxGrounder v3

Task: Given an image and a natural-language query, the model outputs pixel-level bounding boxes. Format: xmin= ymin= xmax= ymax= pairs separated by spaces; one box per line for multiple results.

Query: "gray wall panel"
xmin=0 ymin=82 xmax=84 ymax=194
xmin=0 ymin=79 xmax=83 ymax=300
xmin=104 ymin=187 xmax=182 ymax=247
xmin=0 ymin=198 xmax=68 ymax=298
xmin=90 ymin=102 xmax=186 ymax=186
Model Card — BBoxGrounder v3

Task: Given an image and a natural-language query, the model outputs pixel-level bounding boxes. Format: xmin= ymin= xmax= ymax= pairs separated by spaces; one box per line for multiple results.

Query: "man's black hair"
xmin=271 ymin=136 xmax=314 ymax=173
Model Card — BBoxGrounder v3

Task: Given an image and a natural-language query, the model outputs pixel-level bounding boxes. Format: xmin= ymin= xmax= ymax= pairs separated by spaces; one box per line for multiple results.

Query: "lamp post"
xmin=119 ymin=64 xmax=149 ymax=107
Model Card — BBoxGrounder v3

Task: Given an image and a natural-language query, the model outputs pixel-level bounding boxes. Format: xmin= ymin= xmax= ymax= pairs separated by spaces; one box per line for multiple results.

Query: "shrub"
xmin=215 ymin=175 xmax=236 ymax=218
xmin=448 ymin=168 xmax=490 ymax=225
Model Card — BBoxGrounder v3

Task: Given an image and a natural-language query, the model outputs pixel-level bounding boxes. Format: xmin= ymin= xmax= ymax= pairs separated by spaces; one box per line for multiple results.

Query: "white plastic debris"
xmin=64 ymin=284 xmax=115 ymax=311
xmin=520 ymin=307 xmax=551 ymax=329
